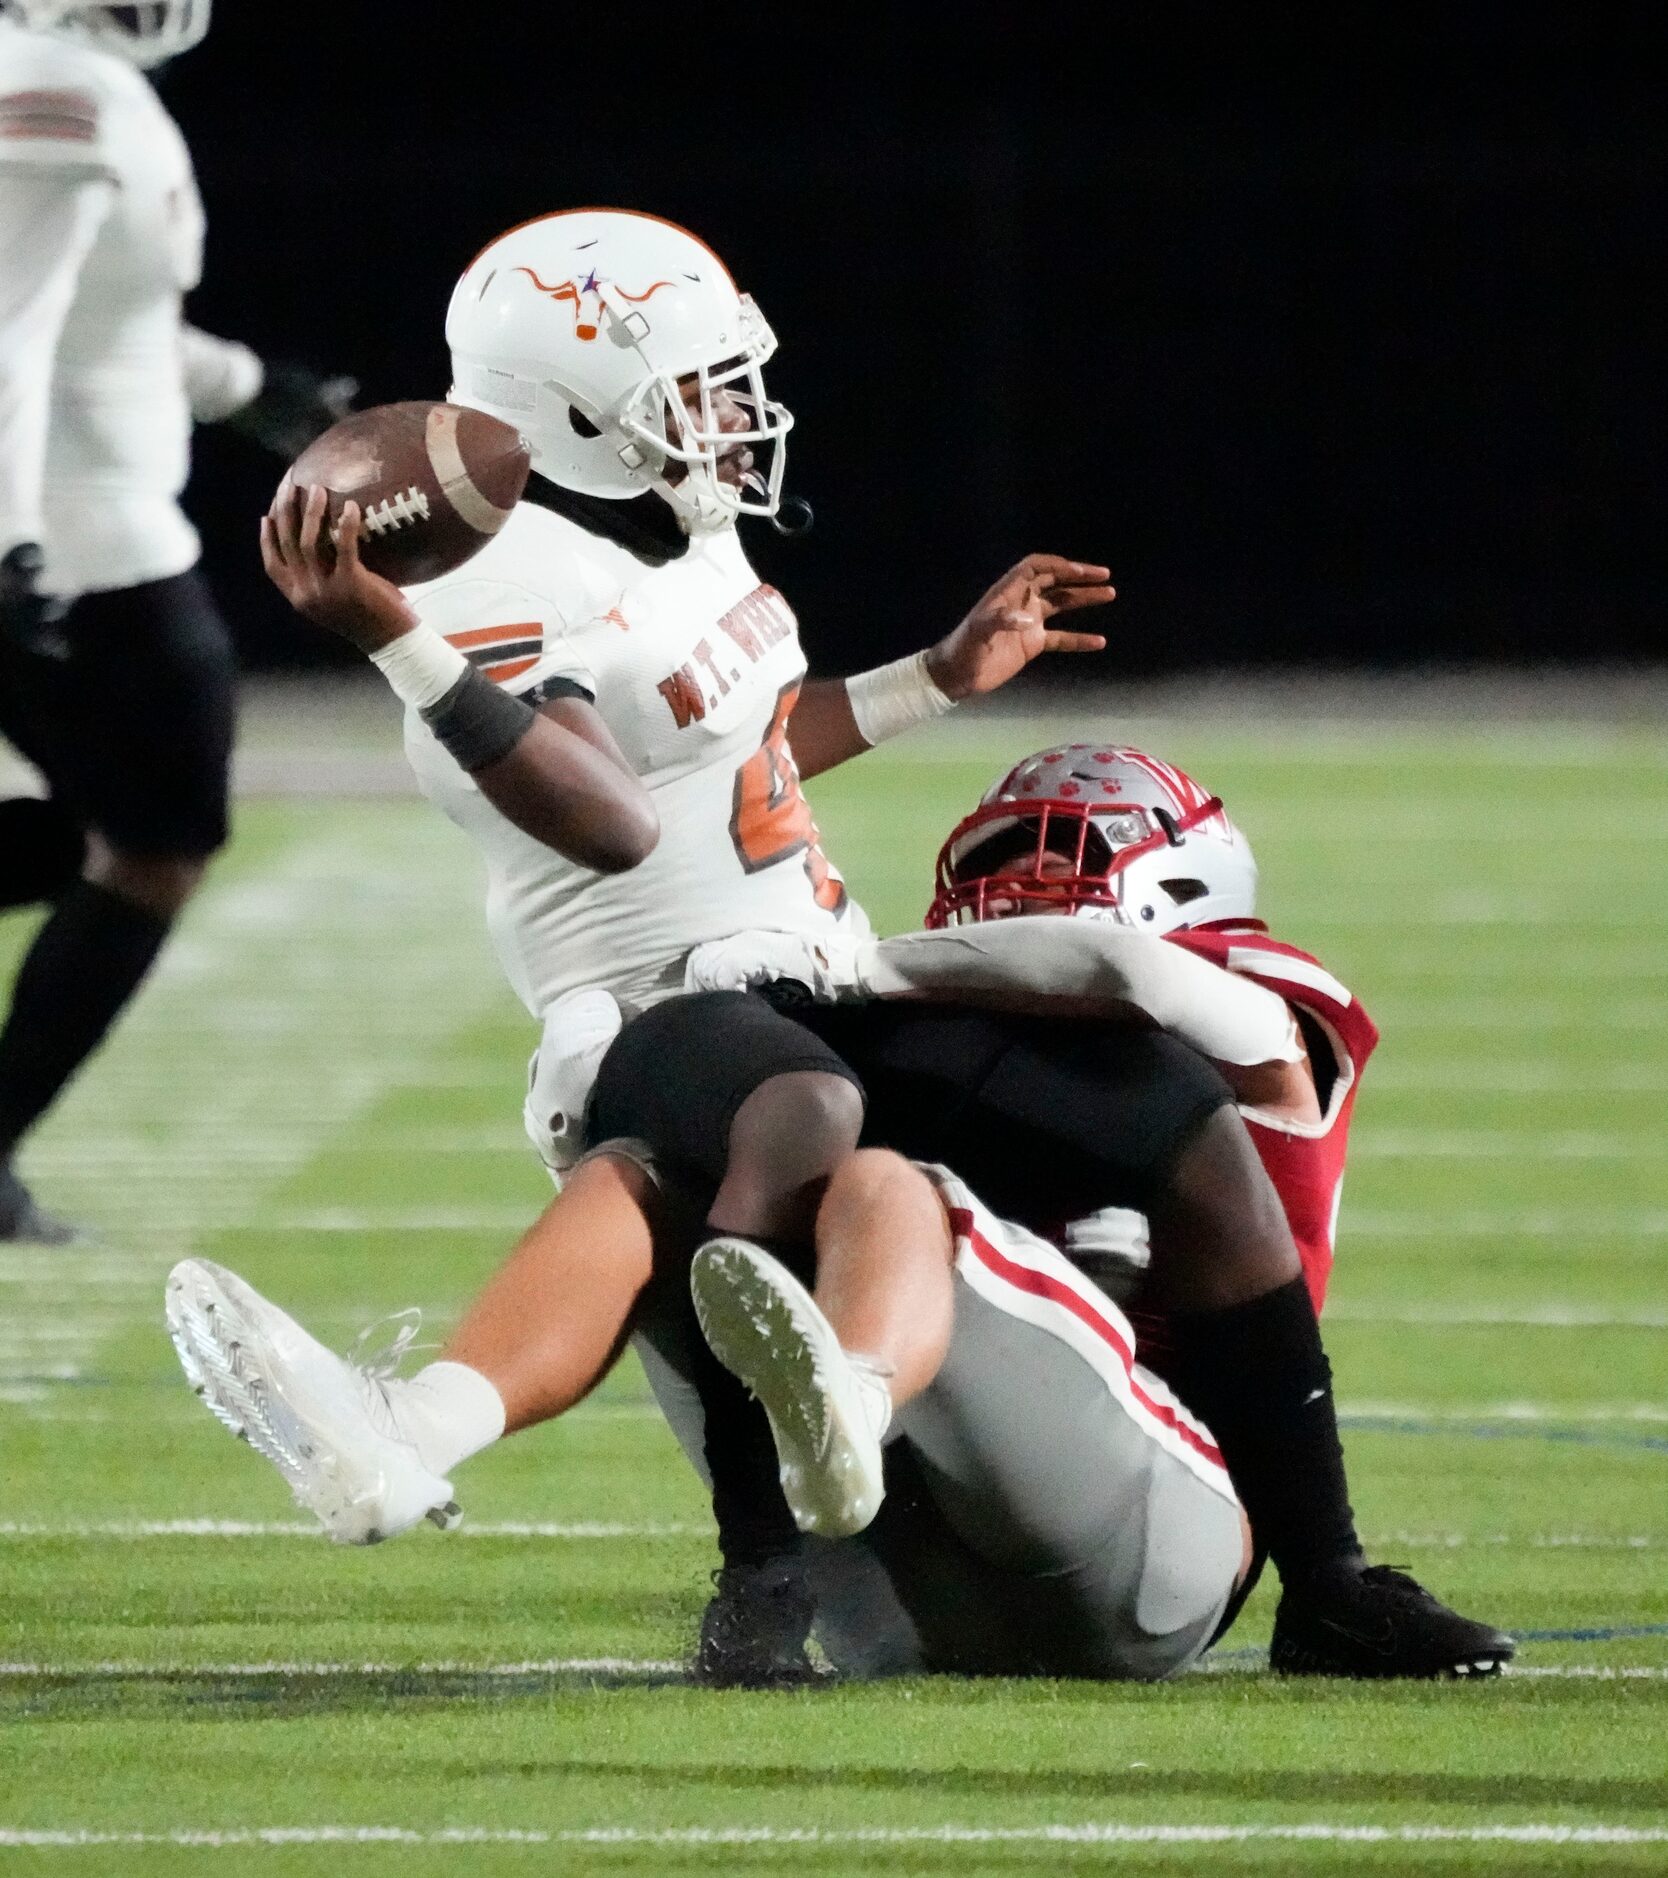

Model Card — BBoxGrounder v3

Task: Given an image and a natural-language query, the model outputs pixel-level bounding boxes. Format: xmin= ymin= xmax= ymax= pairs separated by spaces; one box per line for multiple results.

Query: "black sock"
xmin=0 ymin=880 xmax=171 ymax=1154
xmin=0 ymin=799 xmax=85 ymax=911
xmin=1167 ymin=1276 xmax=1364 ymax=1589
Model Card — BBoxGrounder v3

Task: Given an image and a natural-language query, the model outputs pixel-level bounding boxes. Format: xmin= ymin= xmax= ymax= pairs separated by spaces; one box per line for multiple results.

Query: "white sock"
xmin=383 ymin=1361 xmax=506 ymax=1477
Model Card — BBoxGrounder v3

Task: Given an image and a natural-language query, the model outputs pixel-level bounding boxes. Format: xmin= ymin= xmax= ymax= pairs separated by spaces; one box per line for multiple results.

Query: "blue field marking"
xmin=1340 ymin=1414 xmax=1668 ymax=1455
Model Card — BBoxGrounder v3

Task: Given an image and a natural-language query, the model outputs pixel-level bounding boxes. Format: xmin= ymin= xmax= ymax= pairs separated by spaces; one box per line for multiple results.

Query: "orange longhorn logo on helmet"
xmin=513 ymin=266 xmax=675 ymax=341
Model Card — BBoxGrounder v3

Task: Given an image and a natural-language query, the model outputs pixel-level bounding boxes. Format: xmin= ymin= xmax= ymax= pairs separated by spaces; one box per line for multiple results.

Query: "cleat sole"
xmin=691 ymin=1241 xmax=882 ymax=1539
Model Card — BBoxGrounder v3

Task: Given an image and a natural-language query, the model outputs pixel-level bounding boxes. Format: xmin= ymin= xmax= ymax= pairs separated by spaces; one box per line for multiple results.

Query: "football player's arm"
xmin=261 ymin=484 xmax=657 ymax=874
xmin=860 ymin=923 xmax=1320 ymax=1115
xmin=0 ymin=168 xmax=111 ymax=570
xmin=182 ymin=325 xmax=359 ymax=459
xmin=789 ymin=556 xmax=1114 ymax=779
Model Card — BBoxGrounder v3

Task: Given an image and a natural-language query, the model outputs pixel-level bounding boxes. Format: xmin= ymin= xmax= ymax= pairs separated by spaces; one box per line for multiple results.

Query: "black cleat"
xmin=694 ymin=1558 xmax=822 ymax=1690
xmin=0 ymin=1167 xmax=82 ymax=1247
xmin=1271 ymin=1561 xmax=1516 ymax=1679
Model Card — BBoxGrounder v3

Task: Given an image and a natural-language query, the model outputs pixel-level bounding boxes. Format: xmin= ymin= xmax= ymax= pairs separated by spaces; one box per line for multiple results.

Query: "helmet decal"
xmin=514 ymin=266 xmax=677 ymax=342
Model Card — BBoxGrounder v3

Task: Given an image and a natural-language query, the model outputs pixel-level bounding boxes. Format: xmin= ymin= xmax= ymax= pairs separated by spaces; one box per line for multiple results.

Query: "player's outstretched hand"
xmin=925 ymin=555 xmax=1112 ymax=701
xmin=260 ymin=480 xmax=418 ymax=653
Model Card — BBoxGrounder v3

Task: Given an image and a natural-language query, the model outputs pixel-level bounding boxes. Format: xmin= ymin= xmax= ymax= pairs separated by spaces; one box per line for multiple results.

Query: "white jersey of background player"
xmin=0 ymin=0 xmax=265 ymax=592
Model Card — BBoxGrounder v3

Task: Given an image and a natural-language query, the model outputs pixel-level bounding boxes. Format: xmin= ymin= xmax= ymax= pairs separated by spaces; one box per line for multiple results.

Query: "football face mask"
xmin=10 ymin=0 xmax=211 ymax=66
xmin=926 ymin=744 xmax=1258 ymax=935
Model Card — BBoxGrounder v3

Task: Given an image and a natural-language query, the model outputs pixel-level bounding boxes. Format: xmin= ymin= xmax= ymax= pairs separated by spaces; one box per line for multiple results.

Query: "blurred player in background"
xmin=0 ymin=0 xmax=354 ymax=1242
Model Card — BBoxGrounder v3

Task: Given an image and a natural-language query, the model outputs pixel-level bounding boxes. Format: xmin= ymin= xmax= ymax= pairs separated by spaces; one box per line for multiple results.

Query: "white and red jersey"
xmin=1166 ymin=919 xmax=1379 ymax=1311
xmin=403 ymin=498 xmax=868 ymax=1019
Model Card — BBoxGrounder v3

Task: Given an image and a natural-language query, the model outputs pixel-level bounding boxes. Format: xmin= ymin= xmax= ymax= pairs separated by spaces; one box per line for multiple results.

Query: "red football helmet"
xmin=926 ymin=744 xmax=1258 ymax=933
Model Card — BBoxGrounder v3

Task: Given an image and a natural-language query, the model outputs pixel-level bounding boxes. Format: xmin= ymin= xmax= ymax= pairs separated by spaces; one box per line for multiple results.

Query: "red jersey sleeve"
xmin=1165 ymin=924 xmax=1379 ymax=1313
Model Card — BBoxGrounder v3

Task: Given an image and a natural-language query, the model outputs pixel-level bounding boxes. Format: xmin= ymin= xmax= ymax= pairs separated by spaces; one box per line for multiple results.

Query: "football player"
xmin=689 ymin=741 xmax=1375 ymax=1328
xmin=168 ymin=1089 xmax=1266 ymax=1684
xmin=684 ymin=742 xmax=1474 ymax=1673
xmin=234 ymin=206 xmax=1506 ymax=1680
xmin=0 ymin=0 xmax=353 ymax=1242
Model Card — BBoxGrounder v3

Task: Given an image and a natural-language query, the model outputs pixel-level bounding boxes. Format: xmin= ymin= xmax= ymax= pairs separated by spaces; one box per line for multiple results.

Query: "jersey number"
xmin=730 ymin=682 xmax=846 ymax=913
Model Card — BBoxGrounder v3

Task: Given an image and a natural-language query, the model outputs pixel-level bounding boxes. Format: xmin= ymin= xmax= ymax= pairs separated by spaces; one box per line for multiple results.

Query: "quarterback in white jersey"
xmin=404 ymin=500 xmax=864 ymax=1019
xmin=0 ymin=0 xmax=352 ymax=1243
xmin=262 ymin=207 xmax=1114 ymax=1122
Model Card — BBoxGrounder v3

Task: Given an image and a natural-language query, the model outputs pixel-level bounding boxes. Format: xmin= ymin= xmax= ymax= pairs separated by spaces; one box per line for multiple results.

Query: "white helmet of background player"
xmin=926 ymin=744 xmax=1258 ymax=934
xmin=445 ymin=208 xmax=792 ymax=535
xmin=3 ymin=0 xmax=210 ymax=66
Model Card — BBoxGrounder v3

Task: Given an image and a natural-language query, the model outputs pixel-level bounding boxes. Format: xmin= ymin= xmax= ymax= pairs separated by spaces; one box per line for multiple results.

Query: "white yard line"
xmin=1 ymin=1824 xmax=1666 ymax=1849
xmin=1351 ymin=1131 xmax=1662 ymax=1162
xmin=1344 ymin=1210 xmax=1668 ymax=1240
xmin=1327 ymin=1303 xmax=1668 ymax=1328
xmin=0 ymin=1520 xmax=706 ymax=1540
xmin=0 ymin=1522 xmax=1652 ymax=1548
xmin=0 ymin=817 xmax=510 ymax=1401
xmin=1342 ymin=1402 xmax=1668 ymax=1425
xmin=1368 ymin=1063 xmax=1668 ymax=1092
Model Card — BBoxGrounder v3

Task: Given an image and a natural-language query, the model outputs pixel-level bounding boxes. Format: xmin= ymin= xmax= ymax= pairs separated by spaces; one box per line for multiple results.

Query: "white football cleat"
xmin=164 ymin=1258 xmax=461 ymax=1545
xmin=690 ymin=1237 xmax=890 ymax=1539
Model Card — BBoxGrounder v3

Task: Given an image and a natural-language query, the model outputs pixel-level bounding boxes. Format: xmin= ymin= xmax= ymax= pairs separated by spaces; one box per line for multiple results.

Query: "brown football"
xmin=282 ymin=401 xmax=532 ymax=587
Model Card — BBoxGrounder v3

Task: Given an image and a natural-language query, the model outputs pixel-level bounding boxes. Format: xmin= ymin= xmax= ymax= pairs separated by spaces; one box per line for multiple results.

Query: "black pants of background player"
xmin=0 ymin=571 xmax=236 ymax=1210
xmin=589 ymin=989 xmax=1363 ymax=1614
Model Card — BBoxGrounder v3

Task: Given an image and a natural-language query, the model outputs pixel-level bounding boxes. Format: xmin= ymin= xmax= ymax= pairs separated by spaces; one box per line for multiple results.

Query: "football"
xmin=281 ymin=401 xmax=532 ymax=586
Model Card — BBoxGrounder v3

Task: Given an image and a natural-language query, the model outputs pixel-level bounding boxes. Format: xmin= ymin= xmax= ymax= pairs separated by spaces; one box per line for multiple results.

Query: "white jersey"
xmin=405 ymin=499 xmax=870 ymax=1018
xmin=0 ymin=19 xmax=255 ymax=592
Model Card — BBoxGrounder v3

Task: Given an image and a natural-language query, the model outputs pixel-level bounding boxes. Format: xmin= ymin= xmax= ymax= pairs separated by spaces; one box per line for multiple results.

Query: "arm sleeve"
xmin=179 ymin=323 xmax=265 ymax=423
xmin=0 ymin=168 xmax=110 ymax=558
xmin=861 ymin=921 xmax=1302 ymax=1067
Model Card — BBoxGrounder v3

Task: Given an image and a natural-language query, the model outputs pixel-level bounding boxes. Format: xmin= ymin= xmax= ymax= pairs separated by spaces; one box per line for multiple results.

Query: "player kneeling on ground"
xmin=685 ymin=743 xmax=1516 ymax=1679
xmin=165 ymin=1124 xmax=1251 ymax=1683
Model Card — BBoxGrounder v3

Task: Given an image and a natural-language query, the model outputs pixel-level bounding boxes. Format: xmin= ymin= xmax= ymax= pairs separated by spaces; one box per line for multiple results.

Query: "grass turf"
xmin=1 ymin=714 xmax=1665 ymax=1874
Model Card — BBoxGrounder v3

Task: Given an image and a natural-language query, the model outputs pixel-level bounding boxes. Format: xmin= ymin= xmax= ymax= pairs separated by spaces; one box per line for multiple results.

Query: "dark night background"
xmin=168 ymin=9 xmax=1662 ymax=679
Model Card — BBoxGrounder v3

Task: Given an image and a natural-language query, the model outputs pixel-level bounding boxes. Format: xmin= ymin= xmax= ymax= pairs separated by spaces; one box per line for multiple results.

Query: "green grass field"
xmin=2 ymin=712 xmax=1665 ymax=1874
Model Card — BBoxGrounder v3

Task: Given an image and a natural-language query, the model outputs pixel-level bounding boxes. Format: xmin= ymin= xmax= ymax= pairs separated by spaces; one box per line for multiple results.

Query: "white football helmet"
xmin=927 ymin=744 xmax=1258 ymax=935
xmin=4 ymin=0 xmax=210 ymax=66
xmin=446 ymin=208 xmax=792 ymax=535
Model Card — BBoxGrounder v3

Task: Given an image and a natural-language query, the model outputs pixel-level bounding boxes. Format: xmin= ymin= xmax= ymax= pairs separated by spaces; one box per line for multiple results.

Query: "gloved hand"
xmin=225 ymin=360 xmax=358 ymax=459
xmin=522 ymin=986 xmax=625 ymax=1182
xmin=684 ymin=929 xmax=866 ymax=1002
xmin=0 ymin=543 xmax=69 ymax=656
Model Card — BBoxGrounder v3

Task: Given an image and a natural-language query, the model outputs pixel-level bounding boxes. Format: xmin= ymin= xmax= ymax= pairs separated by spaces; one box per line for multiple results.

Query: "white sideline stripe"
xmin=2 ymin=1824 xmax=1667 ymax=1848
xmin=1352 ymin=1131 xmax=1662 ymax=1163
xmin=0 ymin=1520 xmax=706 ymax=1540
xmin=0 ymin=1659 xmax=679 ymax=1678
xmin=1344 ymin=1401 xmax=1668 ymax=1425
xmin=4 ymin=1659 xmax=1664 ymax=1686
xmin=1328 ymin=1303 xmax=1668 ymax=1328
xmin=1370 ymin=1063 xmax=1668 ymax=1092
xmin=0 ymin=1523 xmax=1654 ymax=1549
xmin=1345 ymin=1210 xmax=1668 ymax=1240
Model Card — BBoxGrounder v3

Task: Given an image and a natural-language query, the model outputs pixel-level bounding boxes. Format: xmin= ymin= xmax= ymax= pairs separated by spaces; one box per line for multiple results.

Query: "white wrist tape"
xmin=368 ymin=625 xmax=469 ymax=711
xmin=845 ymin=650 xmax=954 ymax=747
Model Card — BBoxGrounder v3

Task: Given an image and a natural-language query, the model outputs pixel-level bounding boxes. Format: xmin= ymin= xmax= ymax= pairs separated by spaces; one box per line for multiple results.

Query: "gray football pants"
xmin=633 ymin=1163 xmax=1244 ymax=1680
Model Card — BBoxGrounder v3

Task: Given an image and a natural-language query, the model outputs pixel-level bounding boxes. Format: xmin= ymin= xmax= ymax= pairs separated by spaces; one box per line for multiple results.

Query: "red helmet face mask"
xmin=924 ymin=745 xmax=1258 ymax=935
